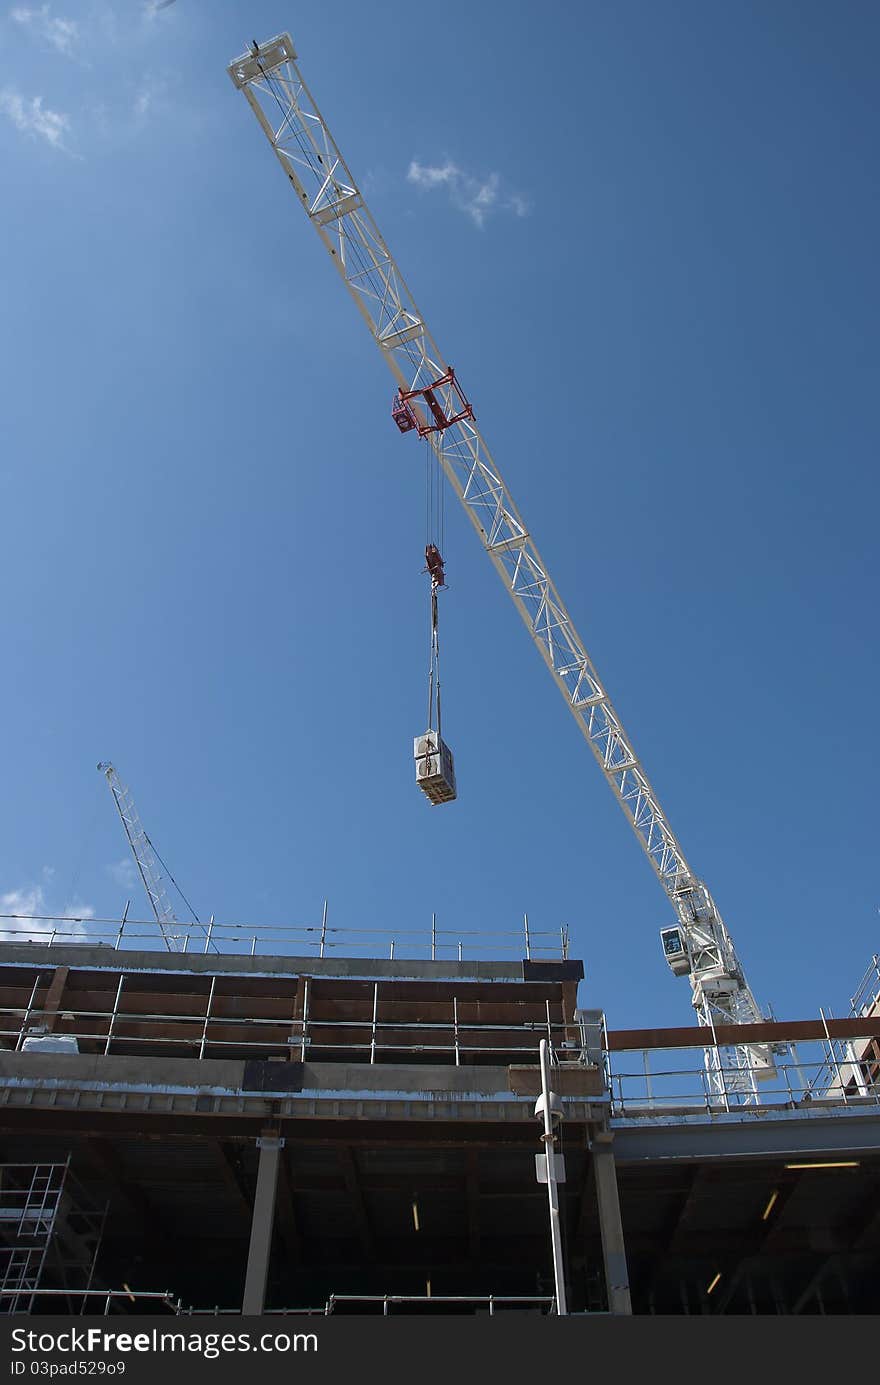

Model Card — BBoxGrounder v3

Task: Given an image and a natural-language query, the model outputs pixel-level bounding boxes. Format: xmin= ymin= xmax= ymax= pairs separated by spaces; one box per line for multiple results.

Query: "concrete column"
xmin=242 ymin=1133 xmax=284 ymax=1315
xmin=590 ymin=1130 xmax=632 ymax=1315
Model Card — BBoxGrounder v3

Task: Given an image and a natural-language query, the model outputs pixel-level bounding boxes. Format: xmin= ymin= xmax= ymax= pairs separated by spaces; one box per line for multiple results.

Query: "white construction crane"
xmin=227 ymin=34 xmax=775 ymax=1083
xmin=97 ymin=762 xmax=187 ymax=953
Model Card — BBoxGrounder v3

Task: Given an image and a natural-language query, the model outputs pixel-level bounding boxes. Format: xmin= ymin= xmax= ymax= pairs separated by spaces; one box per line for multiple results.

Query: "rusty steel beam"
xmin=607 ymin=1017 xmax=880 ymax=1051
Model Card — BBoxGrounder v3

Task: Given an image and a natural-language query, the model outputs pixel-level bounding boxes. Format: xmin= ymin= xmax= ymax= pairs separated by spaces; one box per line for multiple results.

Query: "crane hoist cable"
xmin=425 ymin=429 xmax=446 ymax=556
xmin=417 ymin=434 xmax=455 ymax=805
xmin=425 ymin=551 xmax=444 ymax=740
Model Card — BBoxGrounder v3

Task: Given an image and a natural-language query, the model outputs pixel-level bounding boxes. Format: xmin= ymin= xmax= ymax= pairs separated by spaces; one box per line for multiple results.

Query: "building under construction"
xmin=3 ymin=29 xmax=876 ymax=1321
xmin=1 ymin=918 xmax=878 ymax=1316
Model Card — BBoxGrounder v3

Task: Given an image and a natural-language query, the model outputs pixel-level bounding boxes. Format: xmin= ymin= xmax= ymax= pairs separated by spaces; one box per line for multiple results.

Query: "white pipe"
xmin=539 ymin=1038 xmax=568 ymax=1316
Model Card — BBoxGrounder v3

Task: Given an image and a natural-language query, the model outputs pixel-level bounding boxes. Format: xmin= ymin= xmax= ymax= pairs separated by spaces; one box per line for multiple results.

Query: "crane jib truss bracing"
xmin=228 ymin=35 xmax=771 ymax=1068
xmin=97 ymin=763 xmax=185 ymax=953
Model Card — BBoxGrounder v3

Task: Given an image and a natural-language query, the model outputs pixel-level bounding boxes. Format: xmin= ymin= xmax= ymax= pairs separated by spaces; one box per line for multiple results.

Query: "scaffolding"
xmin=0 ymin=1159 xmax=108 ymax=1314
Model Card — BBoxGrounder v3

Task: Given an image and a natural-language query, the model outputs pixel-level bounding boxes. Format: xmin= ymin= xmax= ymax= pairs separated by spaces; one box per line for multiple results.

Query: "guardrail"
xmin=0 ymin=912 xmax=570 ymax=962
xmin=850 ymin=954 xmax=880 ymax=1016
xmin=604 ymin=1019 xmax=880 ymax=1113
xmin=0 ymin=1286 xmax=180 ymax=1314
xmin=1 ymin=1003 xmax=581 ymax=1066
xmin=323 ymin=1293 xmax=557 ymax=1315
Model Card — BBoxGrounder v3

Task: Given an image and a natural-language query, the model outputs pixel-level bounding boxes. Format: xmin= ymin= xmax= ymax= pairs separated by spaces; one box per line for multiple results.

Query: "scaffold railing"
xmin=0 ymin=911 xmax=569 ymax=962
xmin=1 ymin=997 xmax=582 ymax=1067
xmin=322 ymin=1293 xmax=558 ymax=1315
xmin=0 ymin=1286 xmax=181 ymax=1314
xmin=604 ymin=1027 xmax=880 ymax=1115
xmin=4 ymin=996 xmax=879 ymax=1113
xmin=850 ymin=954 xmax=880 ymax=1017
xmin=0 ymin=1287 xmax=560 ymax=1317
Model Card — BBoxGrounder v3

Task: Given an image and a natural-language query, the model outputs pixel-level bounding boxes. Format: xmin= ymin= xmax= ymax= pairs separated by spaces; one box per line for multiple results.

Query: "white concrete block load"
xmin=414 ymin=731 xmax=457 ymax=805
xmin=21 ymin=1034 xmax=79 ymax=1054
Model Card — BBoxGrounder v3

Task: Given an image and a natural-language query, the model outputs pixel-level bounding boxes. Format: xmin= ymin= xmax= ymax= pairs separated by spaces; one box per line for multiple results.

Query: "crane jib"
xmin=227 ymin=33 xmax=772 ymax=1074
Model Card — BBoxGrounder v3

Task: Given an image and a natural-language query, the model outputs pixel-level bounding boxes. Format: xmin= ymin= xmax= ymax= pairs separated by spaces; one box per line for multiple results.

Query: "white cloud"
xmin=10 ymin=4 xmax=78 ymax=57
xmin=0 ymin=87 xmax=71 ymax=149
xmin=407 ymin=158 xmax=529 ymax=229
xmin=1 ymin=884 xmax=45 ymax=921
xmin=62 ymin=901 xmax=95 ymax=923
xmin=0 ymin=882 xmax=93 ymax=943
xmin=408 ymin=158 xmax=459 ymax=190
xmin=106 ymin=857 xmax=138 ymax=891
xmin=131 ymin=73 xmax=166 ymax=124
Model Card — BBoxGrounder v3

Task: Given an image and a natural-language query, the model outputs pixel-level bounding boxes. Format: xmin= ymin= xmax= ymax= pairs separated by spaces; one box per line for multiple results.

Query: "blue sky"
xmin=1 ymin=0 xmax=877 ymax=1031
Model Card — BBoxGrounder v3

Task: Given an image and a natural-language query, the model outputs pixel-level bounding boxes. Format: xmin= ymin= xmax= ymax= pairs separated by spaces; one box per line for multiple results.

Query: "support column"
xmin=242 ymin=1133 xmax=284 ymax=1315
xmin=590 ymin=1129 xmax=632 ymax=1315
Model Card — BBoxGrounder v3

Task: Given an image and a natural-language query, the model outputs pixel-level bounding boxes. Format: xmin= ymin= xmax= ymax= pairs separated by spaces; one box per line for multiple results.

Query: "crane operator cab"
xmin=660 ymin=926 xmax=691 ymax=976
xmin=414 ymin=731 xmax=457 ymax=805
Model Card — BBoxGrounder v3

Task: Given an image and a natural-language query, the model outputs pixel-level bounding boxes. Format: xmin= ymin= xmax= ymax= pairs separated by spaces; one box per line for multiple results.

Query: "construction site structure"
xmin=1 ymin=922 xmax=879 ymax=1315
xmin=0 ymin=1157 xmax=107 ymax=1313
xmin=97 ymin=763 xmax=186 ymax=954
xmin=96 ymin=762 xmax=213 ymax=956
xmin=226 ymin=35 xmax=769 ymax=1073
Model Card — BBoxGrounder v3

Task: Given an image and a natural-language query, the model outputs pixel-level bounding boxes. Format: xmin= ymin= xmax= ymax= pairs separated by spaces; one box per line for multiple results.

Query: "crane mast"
xmin=97 ymin=762 xmax=185 ymax=953
xmin=227 ymin=35 xmax=770 ymax=1067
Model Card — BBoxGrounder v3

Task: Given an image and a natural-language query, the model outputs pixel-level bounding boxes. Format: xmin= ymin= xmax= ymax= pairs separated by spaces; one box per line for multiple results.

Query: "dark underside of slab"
xmin=2 ymin=1099 xmax=879 ymax=1315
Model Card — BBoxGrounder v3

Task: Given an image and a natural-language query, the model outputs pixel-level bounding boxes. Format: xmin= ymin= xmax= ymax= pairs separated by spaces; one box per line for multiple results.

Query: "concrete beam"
xmin=242 ymin=1133 xmax=283 ymax=1315
xmin=0 ymin=1052 xmax=603 ymax=1127
xmin=613 ymin=1106 xmax=880 ymax=1162
xmin=590 ymin=1131 xmax=632 ymax=1315
xmin=0 ymin=943 xmax=526 ymax=985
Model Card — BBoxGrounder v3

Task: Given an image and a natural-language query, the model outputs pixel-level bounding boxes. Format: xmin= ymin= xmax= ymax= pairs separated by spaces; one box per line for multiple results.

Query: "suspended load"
xmin=415 ymin=541 xmax=456 ymax=805
xmin=414 ymin=731 xmax=457 ymax=805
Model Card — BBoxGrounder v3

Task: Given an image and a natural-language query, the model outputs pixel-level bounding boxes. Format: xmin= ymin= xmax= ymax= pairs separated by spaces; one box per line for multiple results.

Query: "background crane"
xmin=227 ymin=34 xmax=775 ymax=1088
xmin=97 ymin=761 xmax=200 ymax=954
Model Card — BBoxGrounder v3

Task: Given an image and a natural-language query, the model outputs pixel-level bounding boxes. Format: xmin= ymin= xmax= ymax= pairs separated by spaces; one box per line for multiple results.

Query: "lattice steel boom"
xmin=227 ymin=34 xmax=768 ymax=1046
xmin=97 ymin=762 xmax=185 ymax=953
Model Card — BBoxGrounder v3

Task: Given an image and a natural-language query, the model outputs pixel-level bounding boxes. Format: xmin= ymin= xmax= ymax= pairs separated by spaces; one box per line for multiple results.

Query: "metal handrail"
xmin=5 ymin=1029 xmax=576 ymax=1060
xmin=0 ymin=1286 xmax=180 ymax=1311
xmin=325 ymin=1293 xmax=556 ymax=1315
xmin=0 ymin=912 xmax=569 ymax=961
xmin=850 ymin=954 xmax=880 ymax=1016
xmin=606 ymin=1042 xmax=880 ymax=1114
